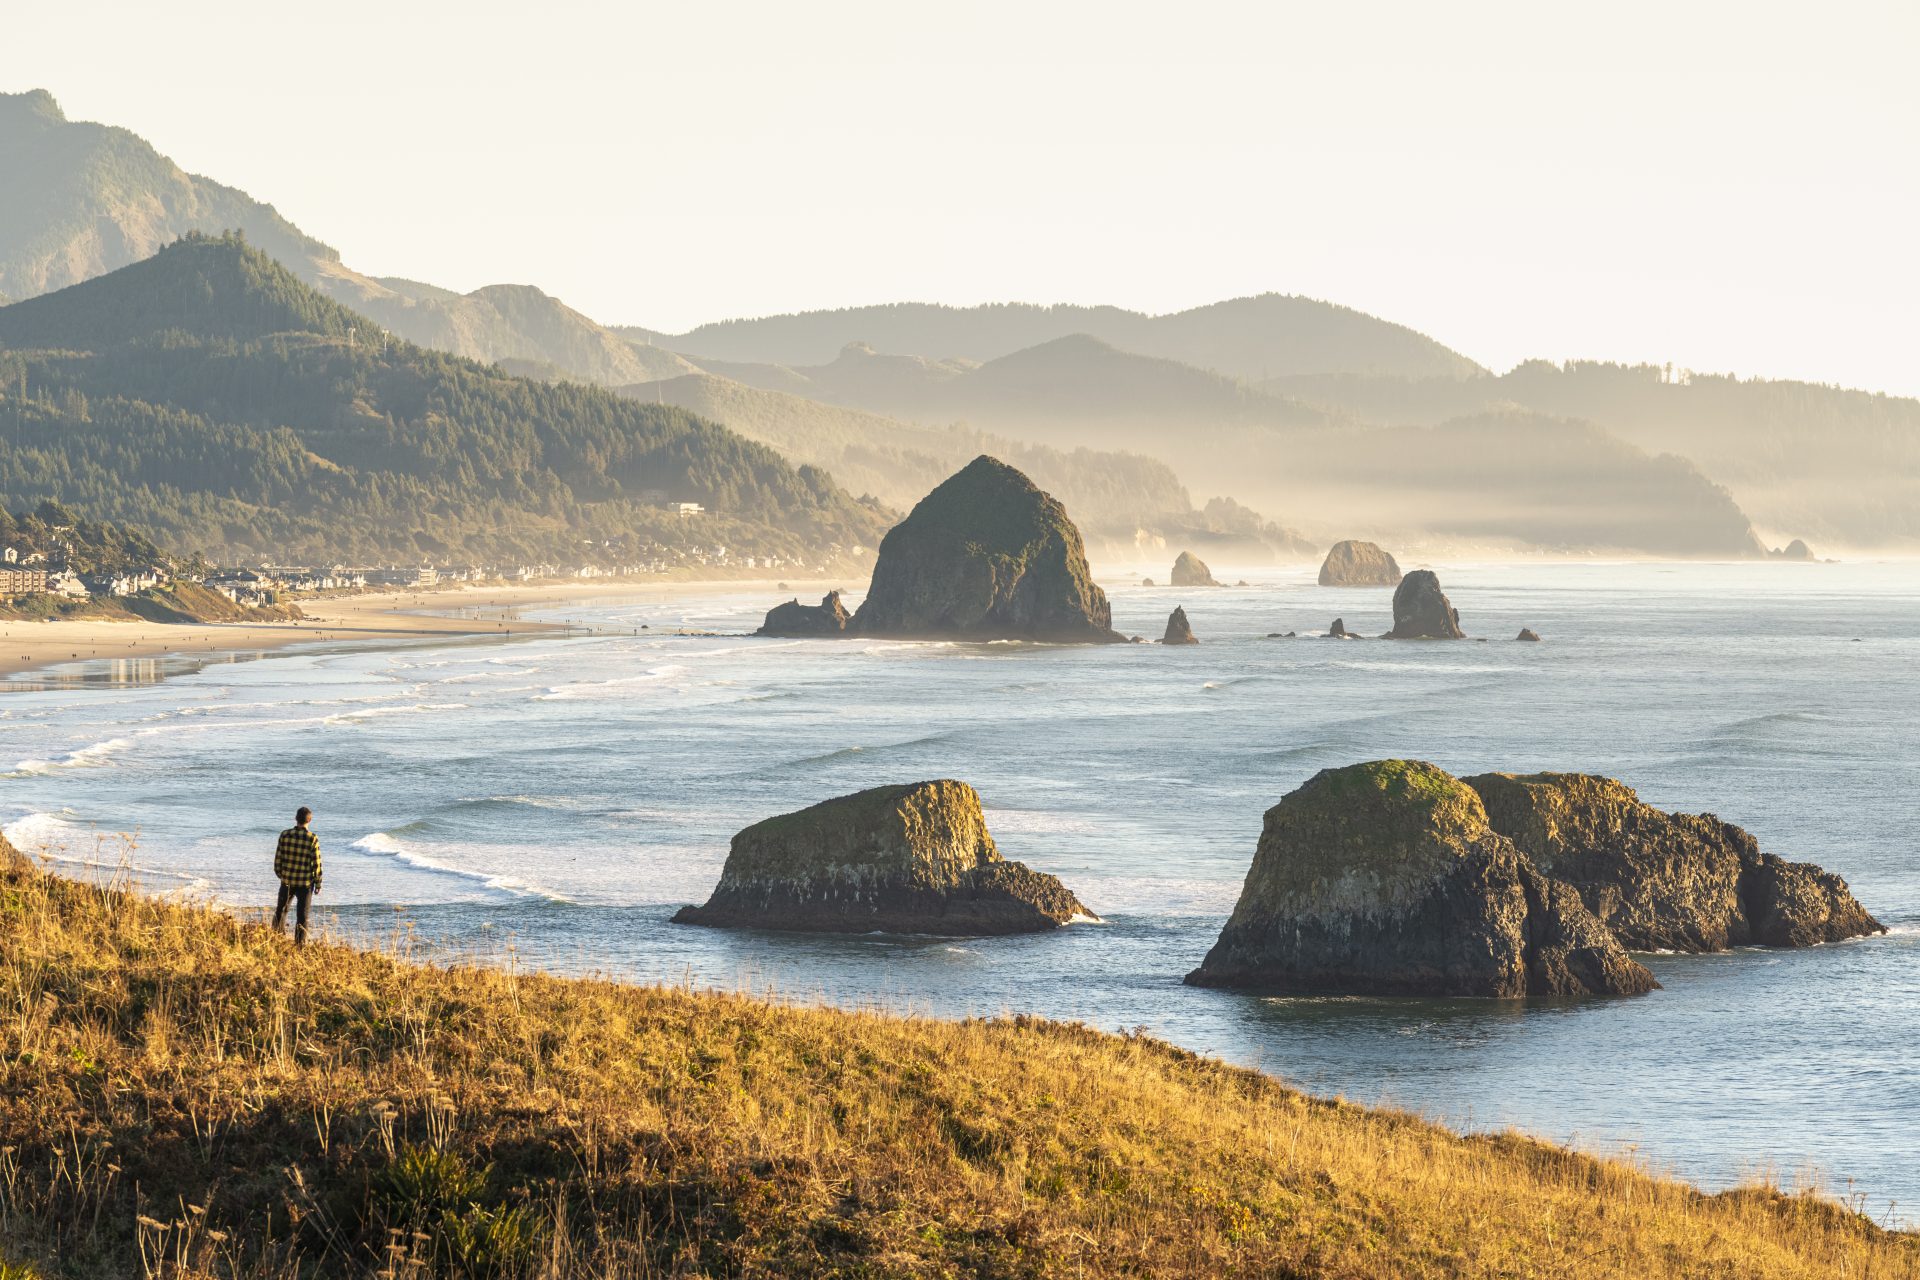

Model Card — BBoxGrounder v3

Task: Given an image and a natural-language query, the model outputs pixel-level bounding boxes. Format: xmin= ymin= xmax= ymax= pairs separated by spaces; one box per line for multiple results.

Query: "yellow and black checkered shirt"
xmin=273 ymin=825 xmax=322 ymax=888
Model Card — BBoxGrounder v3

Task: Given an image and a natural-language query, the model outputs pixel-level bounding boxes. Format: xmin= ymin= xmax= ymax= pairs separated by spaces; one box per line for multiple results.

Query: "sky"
xmin=6 ymin=0 xmax=1918 ymax=393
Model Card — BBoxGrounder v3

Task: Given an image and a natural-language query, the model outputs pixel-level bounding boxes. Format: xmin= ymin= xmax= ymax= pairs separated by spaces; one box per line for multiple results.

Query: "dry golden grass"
xmin=0 ymin=843 xmax=1913 ymax=1279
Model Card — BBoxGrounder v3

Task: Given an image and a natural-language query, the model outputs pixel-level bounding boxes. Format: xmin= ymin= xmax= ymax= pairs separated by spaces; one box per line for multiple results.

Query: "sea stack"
xmin=1516 ymin=628 xmax=1542 ymax=642
xmin=1317 ymin=540 xmax=1403 ymax=587
xmin=673 ymin=780 xmax=1094 ymax=935
xmin=1170 ymin=552 xmax=1220 ymax=587
xmin=849 ymin=456 xmax=1124 ymax=643
xmin=756 ymin=591 xmax=851 ymax=637
xmin=1185 ymin=761 xmax=1656 ymax=998
xmin=1326 ymin=617 xmax=1356 ymax=639
xmin=1466 ymin=772 xmax=1884 ymax=950
xmin=1770 ymin=539 xmax=1816 ymax=561
xmin=1162 ymin=607 xmax=1199 ymax=645
xmin=1385 ymin=569 xmax=1464 ymax=639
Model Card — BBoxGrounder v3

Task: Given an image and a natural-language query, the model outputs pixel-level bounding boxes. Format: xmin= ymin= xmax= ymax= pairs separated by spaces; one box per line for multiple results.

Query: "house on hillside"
xmin=46 ymin=570 xmax=88 ymax=598
xmin=0 ymin=567 xmax=49 ymax=596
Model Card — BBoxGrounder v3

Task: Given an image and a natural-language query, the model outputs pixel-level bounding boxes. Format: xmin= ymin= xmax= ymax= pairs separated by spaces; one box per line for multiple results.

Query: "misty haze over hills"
xmin=2 ymin=86 xmax=1914 ymax=559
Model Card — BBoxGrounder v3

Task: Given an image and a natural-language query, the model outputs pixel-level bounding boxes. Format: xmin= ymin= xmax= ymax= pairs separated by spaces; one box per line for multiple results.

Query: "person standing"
xmin=272 ymin=806 xmax=323 ymax=944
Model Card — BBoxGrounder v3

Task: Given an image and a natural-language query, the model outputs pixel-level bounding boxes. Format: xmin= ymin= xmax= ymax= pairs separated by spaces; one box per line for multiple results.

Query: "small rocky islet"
xmin=757 ymin=455 xmax=1122 ymax=643
xmin=1185 ymin=760 xmax=1883 ymax=998
xmin=1317 ymin=539 xmax=1404 ymax=586
xmin=673 ymin=779 xmax=1094 ymax=936
xmin=1169 ymin=551 xmax=1221 ymax=587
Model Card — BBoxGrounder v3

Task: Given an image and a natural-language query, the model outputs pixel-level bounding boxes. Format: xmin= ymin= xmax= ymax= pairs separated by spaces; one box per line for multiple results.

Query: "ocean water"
xmin=3 ymin=562 xmax=1917 ymax=1219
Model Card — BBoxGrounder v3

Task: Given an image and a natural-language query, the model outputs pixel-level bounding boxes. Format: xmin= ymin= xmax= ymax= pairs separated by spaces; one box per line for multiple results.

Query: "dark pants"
xmin=273 ymin=881 xmax=313 ymax=944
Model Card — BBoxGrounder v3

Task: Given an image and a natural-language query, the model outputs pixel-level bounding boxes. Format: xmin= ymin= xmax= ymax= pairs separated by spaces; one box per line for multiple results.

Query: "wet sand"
xmin=0 ymin=578 xmax=840 ymax=680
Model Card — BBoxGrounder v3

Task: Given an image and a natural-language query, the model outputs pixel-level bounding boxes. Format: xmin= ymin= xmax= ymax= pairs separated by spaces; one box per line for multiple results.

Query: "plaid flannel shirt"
xmin=274 ymin=825 xmax=322 ymax=889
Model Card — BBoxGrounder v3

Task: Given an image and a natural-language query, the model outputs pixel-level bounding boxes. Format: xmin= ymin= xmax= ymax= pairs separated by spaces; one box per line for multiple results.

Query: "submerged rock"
xmin=1170 ymin=552 xmax=1220 ymax=587
xmin=1385 ymin=570 xmax=1464 ymax=639
xmin=1186 ymin=761 xmax=1655 ymax=998
xmin=756 ymin=591 xmax=851 ymax=637
xmin=1516 ymin=628 xmax=1542 ymax=642
xmin=850 ymin=456 xmax=1124 ymax=643
xmin=1466 ymin=772 xmax=1884 ymax=950
xmin=1162 ymin=607 xmax=1199 ymax=645
xmin=1317 ymin=540 xmax=1402 ymax=587
xmin=673 ymin=780 xmax=1093 ymax=935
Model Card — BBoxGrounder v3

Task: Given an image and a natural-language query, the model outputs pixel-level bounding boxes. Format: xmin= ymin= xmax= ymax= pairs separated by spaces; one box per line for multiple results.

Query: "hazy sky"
xmin=7 ymin=1 xmax=1918 ymax=392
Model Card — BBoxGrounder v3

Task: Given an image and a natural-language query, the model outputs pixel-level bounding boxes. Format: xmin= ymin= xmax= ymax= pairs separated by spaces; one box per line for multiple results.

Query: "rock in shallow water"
xmin=849 ymin=456 xmax=1124 ymax=643
xmin=1171 ymin=552 xmax=1220 ymax=587
xmin=673 ymin=780 xmax=1094 ymax=935
xmin=756 ymin=591 xmax=850 ymax=637
xmin=1386 ymin=569 xmax=1464 ymax=639
xmin=1185 ymin=761 xmax=1657 ymax=998
xmin=1162 ymin=607 xmax=1199 ymax=645
xmin=1466 ymin=772 xmax=1884 ymax=950
xmin=1317 ymin=540 xmax=1403 ymax=587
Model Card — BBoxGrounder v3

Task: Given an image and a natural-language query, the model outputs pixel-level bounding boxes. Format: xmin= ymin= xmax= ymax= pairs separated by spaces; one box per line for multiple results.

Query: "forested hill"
xmin=0 ymin=235 xmax=891 ymax=565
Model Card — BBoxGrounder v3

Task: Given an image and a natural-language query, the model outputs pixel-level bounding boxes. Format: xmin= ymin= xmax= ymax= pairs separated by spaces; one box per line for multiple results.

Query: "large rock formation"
xmin=849 ymin=456 xmax=1124 ymax=643
xmin=1317 ymin=540 xmax=1403 ymax=587
xmin=1385 ymin=569 xmax=1464 ymax=639
xmin=1170 ymin=551 xmax=1220 ymax=587
xmin=1770 ymin=539 xmax=1816 ymax=561
xmin=1466 ymin=772 xmax=1883 ymax=950
xmin=1186 ymin=762 xmax=1656 ymax=998
xmin=1162 ymin=607 xmax=1199 ymax=645
xmin=673 ymin=780 xmax=1094 ymax=935
xmin=756 ymin=591 xmax=850 ymax=637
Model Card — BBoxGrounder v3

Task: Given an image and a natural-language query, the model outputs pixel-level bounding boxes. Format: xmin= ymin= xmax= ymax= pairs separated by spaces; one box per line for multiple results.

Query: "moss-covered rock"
xmin=1317 ymin=540 xmax=1403 ymax=586
xmin=1467 ymin=772 xmax=1884 ymax=950
xmin=849 ymin=456 xmax=1124 ymax=643
xmin=756 ymin=591 xmax=850 ymax=637
xmin=1186 ymin=761 xmax=1655 ymax=997
xmin=673 ymin=780 xmax=1094 ymax=935
xmin=1170 ymin=552 xmax=1219 ymax=587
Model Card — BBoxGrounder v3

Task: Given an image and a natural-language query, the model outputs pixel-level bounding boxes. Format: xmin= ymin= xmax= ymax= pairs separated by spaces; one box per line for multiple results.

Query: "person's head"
xmin=295 ymin=805 xmax=313 ymax=827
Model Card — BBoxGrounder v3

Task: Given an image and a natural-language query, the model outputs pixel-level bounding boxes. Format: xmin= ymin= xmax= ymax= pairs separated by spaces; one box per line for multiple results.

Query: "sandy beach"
xmin=0 ymin=578 xmax=841 ymax=681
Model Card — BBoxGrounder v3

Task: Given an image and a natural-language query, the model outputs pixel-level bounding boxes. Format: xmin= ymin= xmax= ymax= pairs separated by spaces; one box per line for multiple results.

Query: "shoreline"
xmin=0 ymin=577 xmax=844 ymax=684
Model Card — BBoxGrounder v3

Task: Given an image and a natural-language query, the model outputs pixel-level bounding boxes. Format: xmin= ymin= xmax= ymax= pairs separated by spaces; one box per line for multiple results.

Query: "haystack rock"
xmin=756 ymin=591 xmax=850 ymax=637
xmin=849 ymin=456 xmax=1124 ymax=643
xmin=672 ymin=780 xmax=1094 ymax=935
xmin=1185 ymin=761 xmax=1655 ymax=998
xmin=1170 ymin=551 xmax=1220 ymax=587
xmin=1141 ymin=577 xmax=1156 ymax=587
xmin=1466 ymin=772 xmax=1883 ymax=950
xmin=1385 ymin=569 xmax=1464 ymax=639
xmin=1516 ymin=628 xmax=1542 ymax=642
xmin=1317 ymin=540 xmax=1403 ymax=587
xmin=1162 ymin=607 xmax=1199 ymax=645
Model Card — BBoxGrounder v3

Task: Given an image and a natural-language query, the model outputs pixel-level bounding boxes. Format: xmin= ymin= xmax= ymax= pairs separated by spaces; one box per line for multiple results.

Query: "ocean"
xmin=3 ymin=561 xmax=1916 ymax=1219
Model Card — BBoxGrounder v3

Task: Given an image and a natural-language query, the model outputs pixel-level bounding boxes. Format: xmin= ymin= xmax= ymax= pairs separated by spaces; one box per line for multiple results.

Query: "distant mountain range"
xmin=619 ymin=293 xmax=1484 ymax=382
xmin=621 ymin=371 xmax=1316 ymax=558
xmin=0 ymin=235 xmax=887 ymax=564
xmin=4 ymin=86 xmax=1910 ymax=556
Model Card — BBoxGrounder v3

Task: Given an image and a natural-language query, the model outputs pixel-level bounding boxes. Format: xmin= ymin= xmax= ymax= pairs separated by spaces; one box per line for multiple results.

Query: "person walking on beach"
xmin=272 ymin=806 xmax=322 ymax=945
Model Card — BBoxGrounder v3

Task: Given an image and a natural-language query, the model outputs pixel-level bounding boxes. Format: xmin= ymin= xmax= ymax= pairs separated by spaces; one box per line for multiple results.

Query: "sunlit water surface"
xmin=3 ymin=562 xmax=1916 ymax=1218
